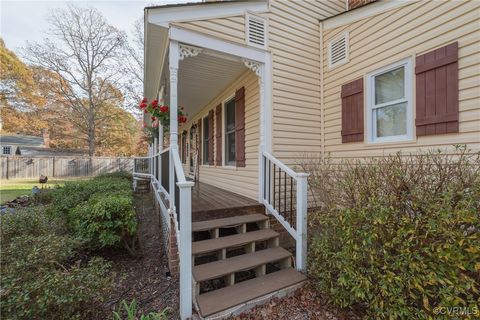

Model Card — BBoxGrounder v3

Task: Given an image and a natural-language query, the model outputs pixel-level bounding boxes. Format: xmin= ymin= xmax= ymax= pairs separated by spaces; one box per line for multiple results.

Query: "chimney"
xmin=43 ymin=129 xmax=50 ymax=148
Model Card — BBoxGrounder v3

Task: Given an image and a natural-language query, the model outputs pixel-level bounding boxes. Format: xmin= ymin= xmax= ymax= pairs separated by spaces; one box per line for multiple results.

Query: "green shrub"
xmin=44 ymin=173 xmax=138 ymax=254
xmin=308 ymin=147 xmax=480 ymax=319
xmin=0 ymin=208 xmax=113 ymax=320
xmin=69 ymin=190 xmax=137 ymax=254
xmin=95 ymin=170 xmax=132 ymax=181
xmin=48 ymin=174 xmax=132 ymax=217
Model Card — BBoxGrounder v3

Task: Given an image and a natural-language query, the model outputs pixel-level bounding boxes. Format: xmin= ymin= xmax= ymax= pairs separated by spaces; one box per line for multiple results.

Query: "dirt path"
xmin=104 ymin=191 xmax=179 ymax=319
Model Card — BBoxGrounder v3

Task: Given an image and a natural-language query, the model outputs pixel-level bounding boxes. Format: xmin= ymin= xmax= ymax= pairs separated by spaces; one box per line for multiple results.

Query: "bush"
xmin=46 ymin=173 xmax=138 ymax=254
xmin=0 ymin=208 xmax=113 ymax=320
xmin=308 ymin=147 xmax=480 ymax=319
xmin=48 ymin=174 xmax=132 ymax=217
xmin=70 ymin=190 xmax=137 ymax=254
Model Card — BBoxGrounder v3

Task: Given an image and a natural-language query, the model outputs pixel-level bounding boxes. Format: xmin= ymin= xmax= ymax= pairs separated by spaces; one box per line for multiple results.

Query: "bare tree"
xmin=24 ymin=5 xmax=127 ymax=156
xmin=122 ymin=18 xmax=144 ymax=111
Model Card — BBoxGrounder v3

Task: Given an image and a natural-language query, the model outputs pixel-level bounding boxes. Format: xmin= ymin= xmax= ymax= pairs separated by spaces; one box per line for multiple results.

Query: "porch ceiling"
xmin=173 ymin=52 xmax=248 ymax=118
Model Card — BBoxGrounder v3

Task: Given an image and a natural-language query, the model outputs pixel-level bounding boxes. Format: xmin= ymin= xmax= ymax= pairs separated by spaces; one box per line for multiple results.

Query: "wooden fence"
xmin=0 ymin=156 xmax=134 ymax=179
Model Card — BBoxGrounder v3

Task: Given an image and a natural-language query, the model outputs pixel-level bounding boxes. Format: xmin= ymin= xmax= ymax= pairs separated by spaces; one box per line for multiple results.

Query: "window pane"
xmin=375 ymin=66 xmax=404 ymax=104
xmin=376 ymin=102 xmax=407 ymax=138
xmin=203 ymin=117 xmax=209 ymax=139
xmin=226 ymin=132 xmax=236 ymax=164
xmin=203 ymin=138 xmax=209 ymax=164
xmin=226 ymin=99 xmax=236 ymax=132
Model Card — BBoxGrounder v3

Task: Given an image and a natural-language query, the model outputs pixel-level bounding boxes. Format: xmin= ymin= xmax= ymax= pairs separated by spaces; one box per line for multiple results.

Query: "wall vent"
xmin=328 ymin=32 xmax=349 ymax=69
xmin=246 ymin=14 xmax=267 ymax=49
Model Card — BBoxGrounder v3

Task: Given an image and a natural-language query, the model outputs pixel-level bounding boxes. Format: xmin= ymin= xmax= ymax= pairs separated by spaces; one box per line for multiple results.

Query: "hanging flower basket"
xmin=139 ymin=98 xmax=188 ymax=143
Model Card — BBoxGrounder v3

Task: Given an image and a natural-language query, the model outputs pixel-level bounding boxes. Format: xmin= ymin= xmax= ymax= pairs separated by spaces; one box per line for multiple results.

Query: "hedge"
xmin=308 ymin=147 xmax=480 ymax=319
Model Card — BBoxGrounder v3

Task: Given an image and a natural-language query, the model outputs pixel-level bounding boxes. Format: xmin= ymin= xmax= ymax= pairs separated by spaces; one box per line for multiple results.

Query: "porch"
xmin=191 ymin=182 xmax=263 ymax=222
xmin=140 ymin=15 xmax=309 ymax=320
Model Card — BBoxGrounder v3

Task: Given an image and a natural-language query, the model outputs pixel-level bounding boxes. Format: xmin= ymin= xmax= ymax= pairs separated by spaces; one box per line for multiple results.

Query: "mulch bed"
xmin=228 ymin=282 xmax=359 ymax=320
xmin=102 ymin=190 xmax=179 ymax=319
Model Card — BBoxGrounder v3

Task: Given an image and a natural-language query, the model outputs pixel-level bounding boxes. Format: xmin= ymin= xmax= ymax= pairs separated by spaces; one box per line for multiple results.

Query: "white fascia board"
xmin=323 ymin=0 xmax=417 ymax=30
xmin=169 ymin=26 xmax=266 ymax=63
xmin=147 ymin=1 xmax=268 ymax=27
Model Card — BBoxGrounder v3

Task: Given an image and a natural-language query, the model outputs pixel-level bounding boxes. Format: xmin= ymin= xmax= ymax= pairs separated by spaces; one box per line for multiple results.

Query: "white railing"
xmin=261 ymin=151 xmax=309 ymax=272
xmin=133 ymin=145 xmax=193 ymax=319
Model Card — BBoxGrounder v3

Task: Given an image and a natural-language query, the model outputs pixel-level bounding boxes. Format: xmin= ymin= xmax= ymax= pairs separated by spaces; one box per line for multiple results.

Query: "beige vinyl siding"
xmin=173 ymin=16 xmax=245 ymax=45
xmin=323 ymin=0 xmax=480 ymax=159
xmin=180 ymin=70 xmax=260 ymax=200
xmin=269 ymin=0 xmax=344 ymax=166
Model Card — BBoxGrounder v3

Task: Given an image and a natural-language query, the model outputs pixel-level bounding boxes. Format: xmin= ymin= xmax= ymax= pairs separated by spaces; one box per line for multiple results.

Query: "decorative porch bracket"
xmin=179 ymin=43 xmax=203 ymax=60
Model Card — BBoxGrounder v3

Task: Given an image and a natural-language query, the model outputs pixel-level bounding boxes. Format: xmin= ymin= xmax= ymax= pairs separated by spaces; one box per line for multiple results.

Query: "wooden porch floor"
xmin=191 ymin=182 xmax=263 ymax=221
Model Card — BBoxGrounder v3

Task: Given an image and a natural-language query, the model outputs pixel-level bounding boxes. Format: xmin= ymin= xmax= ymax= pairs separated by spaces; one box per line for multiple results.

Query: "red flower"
xmin=152 ymin=122 xmax=158 ymax=128
xmin=160 ymin=106 xmax=169 ymax=113
xmin=152 ymin=100 xmax=159 ymax=107
xmin=139 ymin=102 xmax=147 ymax=109
xmin=179 ymin=115 xmax=187 ymax=123
xmin=151 ymin=116 xmax=157 ymax=121
xmin=144 ymin=109 xmax=148 ymax=114
xmin=142 ymin=97 xmax=148 ymax=103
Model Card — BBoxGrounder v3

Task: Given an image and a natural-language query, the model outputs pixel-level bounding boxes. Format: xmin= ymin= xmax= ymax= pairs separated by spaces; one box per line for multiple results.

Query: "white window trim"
xmin=366 ymin=58 xmax=414 ymax=144
xmin=328 ymin=31 xmax=349 ymax=70
xmin=222 ymin=94 xmax=236 ymax=167
xmin=245 ymin=11 xmax=268 ymax=50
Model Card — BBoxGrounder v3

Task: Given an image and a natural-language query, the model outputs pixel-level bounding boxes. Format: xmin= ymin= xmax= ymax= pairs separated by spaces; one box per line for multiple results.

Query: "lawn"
xmin=0 ymin=178 xmax=88 ymax=204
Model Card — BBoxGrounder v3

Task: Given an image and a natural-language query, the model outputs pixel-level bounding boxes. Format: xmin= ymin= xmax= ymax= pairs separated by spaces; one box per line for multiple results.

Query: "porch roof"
xmin=143 ymin=0 xmax=268 ymax=102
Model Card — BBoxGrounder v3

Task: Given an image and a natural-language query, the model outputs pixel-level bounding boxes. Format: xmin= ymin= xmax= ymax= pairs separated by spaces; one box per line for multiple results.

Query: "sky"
xmin=0 ymin=0 xmax=196 ymax=53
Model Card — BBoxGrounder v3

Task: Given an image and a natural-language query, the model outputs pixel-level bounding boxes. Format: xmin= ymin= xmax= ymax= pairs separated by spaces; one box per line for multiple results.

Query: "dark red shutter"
xmin=415 ymin=42 xmax=459 ymax=136
xmin=197 ymin=118 xmax=202 ymax=164
xmin=215 ymin=104 xmax=222 ymax=166
xmin=235 ymin=87 xmax=246 ymax=167
xmin=208 ymin=110 xmax=214 ymax=165
xmin=341 ymin=78 xmax=364 ymax=143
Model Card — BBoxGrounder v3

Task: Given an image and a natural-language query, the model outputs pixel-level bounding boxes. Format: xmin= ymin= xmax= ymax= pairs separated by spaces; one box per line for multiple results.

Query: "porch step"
xmin=192 ymin=229 xmax=279 ymax=256
xmin=193 ymin=247 xmax=292 ymax=282
xmin=196 ymin=268 xmax=307 ymax=317
xmin=192 ymin=213 xmax=268 ymax=232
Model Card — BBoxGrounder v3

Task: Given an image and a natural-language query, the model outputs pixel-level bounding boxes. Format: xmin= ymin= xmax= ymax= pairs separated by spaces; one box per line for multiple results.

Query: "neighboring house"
xmin=140 ymin=0 xmax=480 ymax=318
xmin=0 ymin=134 xmax=46 ymax=156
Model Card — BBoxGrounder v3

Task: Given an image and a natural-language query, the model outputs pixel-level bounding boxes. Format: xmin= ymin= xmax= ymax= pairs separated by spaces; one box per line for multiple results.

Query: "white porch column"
xmin=243 ymin=58 xmax=269 ymax=203
xmin=169 ymin=40 xmax=179 ymax=212
xmin=153 ymin=138 xmax=157 ymax=179
xmin=258 ymin=63 xmax=266 ymax=203
xmin=178 ymin=180 xmax=194 ymax=320
xmin=296 ymin=173 xmax=309 ymax=272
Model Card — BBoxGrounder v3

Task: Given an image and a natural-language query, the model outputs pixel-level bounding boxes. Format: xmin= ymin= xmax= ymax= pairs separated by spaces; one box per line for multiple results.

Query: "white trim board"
xmin=322 ymin=0 xmax=417 ymax=30
xmin=169 ymin=26 xmax=266 ymax=63
xmin=147 ymin=0 xmax=268 ymax=27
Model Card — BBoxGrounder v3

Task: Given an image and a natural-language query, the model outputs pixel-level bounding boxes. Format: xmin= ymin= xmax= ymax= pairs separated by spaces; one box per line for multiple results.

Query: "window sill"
xmin=365 ymin=137 xmax=416 ymax=147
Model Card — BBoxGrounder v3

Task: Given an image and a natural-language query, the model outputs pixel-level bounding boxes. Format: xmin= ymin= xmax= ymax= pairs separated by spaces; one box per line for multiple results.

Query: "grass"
xmin=0 ymin=178 xmax=88 ymax=204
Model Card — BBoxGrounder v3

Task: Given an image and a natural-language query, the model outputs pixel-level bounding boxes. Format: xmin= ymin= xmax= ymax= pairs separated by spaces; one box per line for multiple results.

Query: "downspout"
xmin=319 ymin=21 xmax=325 ymax=161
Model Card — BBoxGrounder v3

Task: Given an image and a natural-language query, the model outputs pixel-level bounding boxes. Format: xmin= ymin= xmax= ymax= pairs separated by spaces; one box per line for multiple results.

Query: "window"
xmin=224 ymin=98 xmax=236 ymax=165
xmin=328 ymin=32 xmax=348 ymax=69
xmin=202 ymin=116 xmax=210 ymax=165
xmin=2 ymin=146 xmax=11 ymax=155
xmin=367 ymin=58 xmax=413 ymax=143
